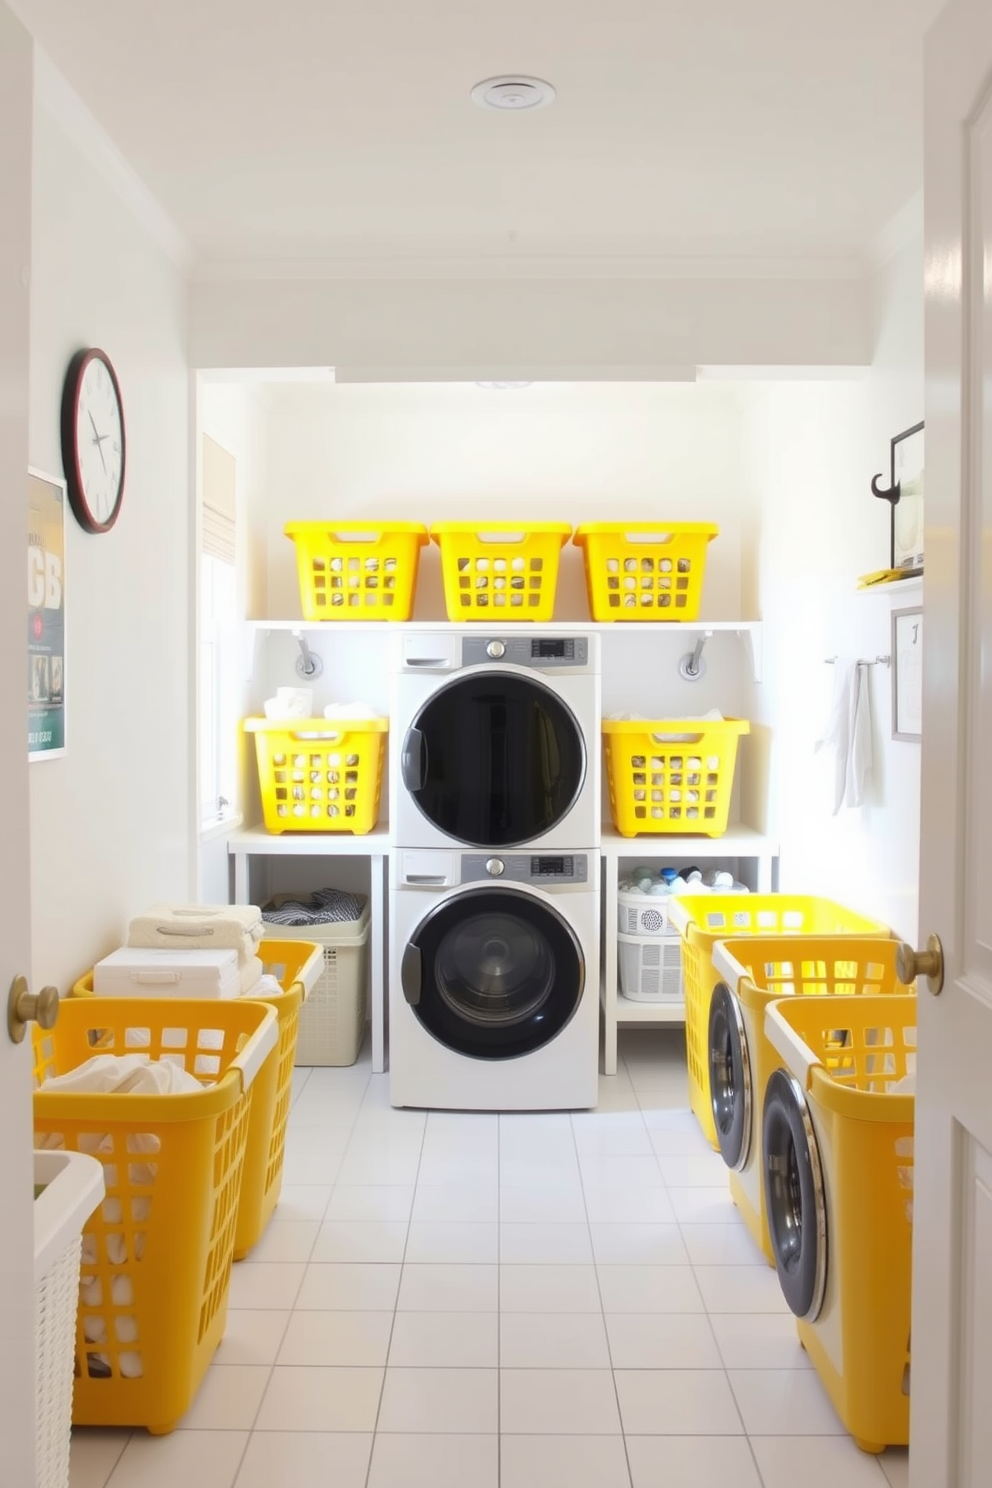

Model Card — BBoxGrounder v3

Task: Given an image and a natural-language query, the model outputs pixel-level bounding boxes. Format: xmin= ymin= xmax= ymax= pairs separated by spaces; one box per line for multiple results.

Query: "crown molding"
xmin=33 ymin=49 xmax=192 ymax=271
xmin=190 ymin=251 xmax=869 ymax=285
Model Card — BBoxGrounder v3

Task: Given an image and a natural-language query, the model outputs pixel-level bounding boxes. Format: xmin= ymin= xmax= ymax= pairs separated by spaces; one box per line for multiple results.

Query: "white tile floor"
xmin=68 ymin=1028 xmax=911 ymax=1488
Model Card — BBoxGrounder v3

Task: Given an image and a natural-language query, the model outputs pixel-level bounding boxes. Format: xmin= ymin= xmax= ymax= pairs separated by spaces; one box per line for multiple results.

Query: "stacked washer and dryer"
xmin=388 ymin=630 xmax=601 ymax=1110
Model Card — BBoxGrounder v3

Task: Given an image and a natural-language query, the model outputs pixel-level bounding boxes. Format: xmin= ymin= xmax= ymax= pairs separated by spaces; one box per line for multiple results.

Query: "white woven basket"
xmin=264 ymin=898 xmax=371 ymax=1066
xmin=618 ymin=930 xmax=684 ymax=1003
xmin=36 ymin=1235 xmax=82 ymax=1488
xmin=617 ymin=889 xmax=679 ymax=937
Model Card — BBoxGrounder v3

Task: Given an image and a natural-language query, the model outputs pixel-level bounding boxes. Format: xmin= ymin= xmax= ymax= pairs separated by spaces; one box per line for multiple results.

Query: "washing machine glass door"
xmin=403 ymin=886 xmax=584 ymax=1059
xmin=401 ymin=672 xmax=585 ymax=846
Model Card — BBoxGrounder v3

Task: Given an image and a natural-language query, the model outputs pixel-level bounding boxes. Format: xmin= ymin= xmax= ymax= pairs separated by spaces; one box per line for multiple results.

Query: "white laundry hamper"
xmin=263 ymin=895 xmax=371 ymax=1066
xmin=34 ymin=1149 xmax=105 ymax=1488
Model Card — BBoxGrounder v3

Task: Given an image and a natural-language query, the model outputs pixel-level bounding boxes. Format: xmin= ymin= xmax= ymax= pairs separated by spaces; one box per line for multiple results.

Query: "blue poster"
xmin=28 ymin=469 xmax=66 ymax=760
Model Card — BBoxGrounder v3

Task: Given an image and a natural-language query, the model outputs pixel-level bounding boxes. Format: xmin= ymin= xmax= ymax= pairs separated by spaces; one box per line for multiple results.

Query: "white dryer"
xmin=389 ymin=848 xmax=600 ymax=1111
xmin=389 ymin=630 xmax=600 ymax=852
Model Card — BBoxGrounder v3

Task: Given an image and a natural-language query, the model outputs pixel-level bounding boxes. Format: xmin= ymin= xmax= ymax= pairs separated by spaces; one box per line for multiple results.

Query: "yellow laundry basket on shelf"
xmin=667 ymin=895 xmax=890 ymax=1149
xmin=431 ymin=522 xmax=571 ymax=620
xmin=763 ymin=993 xmax=916 ymax=1452
xmin=284 ymin=521 xmax=429 ymax=620
xmin=707 ymin=937 xmax=914 ymax=1262
xmin=573 ymin=522 xmax=718 ymax=621
xmin=32 ymin=997 xmax=277 ymax=1434
xmin=602 ymin=717 xmax=749 ymax=837
xmin=245 ymin=716 xmax=388 ymax=834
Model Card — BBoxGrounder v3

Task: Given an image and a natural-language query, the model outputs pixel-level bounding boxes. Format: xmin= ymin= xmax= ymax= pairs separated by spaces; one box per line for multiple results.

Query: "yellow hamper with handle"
xmin=32 ymin=997 xmax=277 ymax=1434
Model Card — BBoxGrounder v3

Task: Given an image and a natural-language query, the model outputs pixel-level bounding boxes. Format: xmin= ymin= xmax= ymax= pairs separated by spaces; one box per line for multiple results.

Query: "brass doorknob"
xmin=895 ymin=934 xmax=944 ymax=996
xmin=7 ymin=976 xmax=60 ymax=1044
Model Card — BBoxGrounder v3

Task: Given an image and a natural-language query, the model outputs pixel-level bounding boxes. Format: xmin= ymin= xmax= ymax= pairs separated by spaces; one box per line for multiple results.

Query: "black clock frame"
xmin=60 ymin=347 xmax=126 ymax=535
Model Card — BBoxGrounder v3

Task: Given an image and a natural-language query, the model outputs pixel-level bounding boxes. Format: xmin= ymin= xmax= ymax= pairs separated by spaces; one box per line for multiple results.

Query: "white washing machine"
xmin=389 ymin=630 xmax=600 ymax=852
xmin=389 ymin=847 xmax=600 ymax=1111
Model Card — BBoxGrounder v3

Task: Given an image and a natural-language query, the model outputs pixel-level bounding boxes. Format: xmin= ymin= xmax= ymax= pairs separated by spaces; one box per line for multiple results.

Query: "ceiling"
xmin=13 ymin=0 xmax=944 ymax=272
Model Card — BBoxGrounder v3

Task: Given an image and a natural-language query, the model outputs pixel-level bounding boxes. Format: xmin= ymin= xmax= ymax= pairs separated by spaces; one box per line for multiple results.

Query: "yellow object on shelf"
xmin=573 ymin=522 xmax=718 ymax=621
xmin=430 ymin=521 xmax=571 ymax=621
xmin=284 ymin=521 xmax=429 ymax=621
xmin=709 ymin=936 xmax=914 ymax=1262
xmin=764 ymin=993 xmax=916 ymax=1452
xmin=602 ymin=717 xmax=750 ymax=838
xmin=667 ymin=894 xmax=890 ymax=1148
xmin=32 ymin=996 xmax=277 ymax=1434
xmin=245 ymin=716 xmax=388 ymax=834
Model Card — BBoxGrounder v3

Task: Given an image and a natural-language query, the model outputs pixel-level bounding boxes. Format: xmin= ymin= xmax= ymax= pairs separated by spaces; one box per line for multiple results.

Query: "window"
xmin=200 ymin=434 xmax=238 ymax=826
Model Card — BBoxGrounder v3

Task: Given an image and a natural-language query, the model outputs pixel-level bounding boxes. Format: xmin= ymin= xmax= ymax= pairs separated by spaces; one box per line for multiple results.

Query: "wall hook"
xmin=678 ymin=631 xmax=712 ymax=682
xmin=292 ymin=631 xmax=323 ymax=680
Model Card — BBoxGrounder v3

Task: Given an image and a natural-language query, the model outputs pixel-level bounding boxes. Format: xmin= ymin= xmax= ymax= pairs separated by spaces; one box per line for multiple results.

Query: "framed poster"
xmin=892 ymin=606 xmax=923 ymax=741
xmin=892 ymin=422 xmax=925 ymax=571
xmin=28 ymin=469 xmax=66 ymax=760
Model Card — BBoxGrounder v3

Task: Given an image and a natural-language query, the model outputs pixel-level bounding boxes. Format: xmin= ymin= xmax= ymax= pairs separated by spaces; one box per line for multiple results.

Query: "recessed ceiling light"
xmin=471 ymin=76 xmax=556 ymax=111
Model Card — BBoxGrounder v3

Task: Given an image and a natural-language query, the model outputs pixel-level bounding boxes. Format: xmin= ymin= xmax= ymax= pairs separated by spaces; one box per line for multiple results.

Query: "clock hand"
xmin=87 ymin=411 xmax=108 ymax=476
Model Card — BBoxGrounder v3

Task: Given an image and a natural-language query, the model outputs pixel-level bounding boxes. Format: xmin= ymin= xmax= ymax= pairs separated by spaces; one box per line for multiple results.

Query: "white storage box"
xmin=93 ymin=947 xmax=241 ymax=999
xmin=262 ymin=897 xmax=371 ymax=1066
xmin=618 ymin=930 xmax=684 ymax=1003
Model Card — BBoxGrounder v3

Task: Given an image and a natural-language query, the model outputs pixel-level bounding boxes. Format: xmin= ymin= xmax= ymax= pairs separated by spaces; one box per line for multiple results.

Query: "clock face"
xmin=61 ymin=349 xmax=126 ymax=534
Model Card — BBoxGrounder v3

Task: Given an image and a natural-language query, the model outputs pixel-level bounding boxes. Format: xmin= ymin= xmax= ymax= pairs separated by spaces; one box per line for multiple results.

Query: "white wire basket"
xmin=618 ymin=931 xmax=685 ymax=1003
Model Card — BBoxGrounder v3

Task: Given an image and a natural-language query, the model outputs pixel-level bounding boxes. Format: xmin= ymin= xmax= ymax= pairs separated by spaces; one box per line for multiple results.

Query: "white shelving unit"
xmin=233 ymin=616 xmax=769 ymax=1080
xmin=228 ymin=825 xmax=389 ymax=1073
xmin=600 ymin=824 xmax=779 ymax=1075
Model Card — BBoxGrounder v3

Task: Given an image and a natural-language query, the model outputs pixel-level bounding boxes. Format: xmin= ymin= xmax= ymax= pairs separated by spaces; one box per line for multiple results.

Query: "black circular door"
xmin=402 ymin=886 xmax=585 ymax=1059
xmin=763 ymin=1069 xmax=828 ymax=1321
xmin=401 ymin=673 xmax=586 ymax=846
xmin=708 ymin=982 xmax=752 ymax=1171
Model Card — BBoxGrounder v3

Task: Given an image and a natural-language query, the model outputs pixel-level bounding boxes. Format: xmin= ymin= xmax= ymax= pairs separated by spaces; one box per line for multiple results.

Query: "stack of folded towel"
xmin=127 ymin=904 xmax=266 ymax=996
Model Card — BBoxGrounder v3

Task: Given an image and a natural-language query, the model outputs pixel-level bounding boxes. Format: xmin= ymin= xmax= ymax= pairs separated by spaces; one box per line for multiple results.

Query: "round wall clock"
xmin=60 ymin=347 xmax=126 ymax=534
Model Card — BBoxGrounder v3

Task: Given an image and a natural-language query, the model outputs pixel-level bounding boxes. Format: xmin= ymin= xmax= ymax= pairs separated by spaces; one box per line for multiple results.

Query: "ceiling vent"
xmin=470 ymin=76 xmax=556 ymax=111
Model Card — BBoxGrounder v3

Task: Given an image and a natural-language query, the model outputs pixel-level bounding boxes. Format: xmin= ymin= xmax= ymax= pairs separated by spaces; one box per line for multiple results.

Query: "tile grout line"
xmin=358 ymin=1087 xmax=426 ymax=1488
xmin=570 ymin=1100 xmax=636 ymax=1488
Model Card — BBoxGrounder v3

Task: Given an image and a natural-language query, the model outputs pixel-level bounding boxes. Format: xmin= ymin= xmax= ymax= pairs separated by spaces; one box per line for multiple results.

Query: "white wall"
xmin=742 ymin=235 xmax=923 ymax=939
xmin=28 ymin=81 xmax=192 ymax=990
xmin=198 ymin=379 xmax=268 ymax=901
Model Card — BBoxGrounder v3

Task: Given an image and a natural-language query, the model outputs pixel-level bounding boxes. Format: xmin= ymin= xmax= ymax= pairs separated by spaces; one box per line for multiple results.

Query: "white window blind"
xmin=202 ymin=433 xmax=236 ymax=563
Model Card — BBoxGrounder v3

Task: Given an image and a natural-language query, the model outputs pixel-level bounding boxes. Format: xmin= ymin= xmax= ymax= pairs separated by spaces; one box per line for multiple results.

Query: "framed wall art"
xmin=871 ymin=420 xmax=924 ymax=572
xmin=892 ymin=605 xmax=923 ymax=742
xmin=28 ymin=468 xmax=66 ymax=760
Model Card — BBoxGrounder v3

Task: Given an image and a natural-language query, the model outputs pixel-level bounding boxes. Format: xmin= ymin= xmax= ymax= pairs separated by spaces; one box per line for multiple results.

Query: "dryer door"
xmin=401 ymin=672 xmax=586 ymax=847
xmin=402 ymin=886 xmax=585 ymax=1059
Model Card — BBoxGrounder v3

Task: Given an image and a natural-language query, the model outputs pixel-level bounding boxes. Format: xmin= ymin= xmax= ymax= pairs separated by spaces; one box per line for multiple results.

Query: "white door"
xmin=0 ymin=8 xmax=37 ymax=1485
xmin=911 ymin=3 xmax=992 ymax=1484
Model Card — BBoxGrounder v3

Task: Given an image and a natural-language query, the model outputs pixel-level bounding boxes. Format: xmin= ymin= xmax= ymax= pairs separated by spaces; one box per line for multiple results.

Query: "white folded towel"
xmin=128 ymin=903 xmax=264 ymax=967
xmin=815 ymin=659 xmax=873 ymax=813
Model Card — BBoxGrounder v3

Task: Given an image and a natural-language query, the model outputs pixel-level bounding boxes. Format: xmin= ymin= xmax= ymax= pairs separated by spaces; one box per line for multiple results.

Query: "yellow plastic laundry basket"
xmin=284 ymin=521 xmax=429 ymax=620
xmin=234 ymin=938 xmax=323 ymax=1258
xmin=32 ymin=997 xmax=277 ymax=1434
xmin=573 ymin=522 xmax=718 ymax=621
xmin=602 ymin=717 xmax=749 ymax=837
xmin=667 ymin=895 xmax=890 ymax=1148
xmin=245 ymin=716 xmax=388 ymax=834
xmin=764 ymin=993 xmax=916 ymax=1452
xmin=431 ymin=522 xmax=571 ymax=620
xmin=708 ymin=937 xmax=914 ymax=1262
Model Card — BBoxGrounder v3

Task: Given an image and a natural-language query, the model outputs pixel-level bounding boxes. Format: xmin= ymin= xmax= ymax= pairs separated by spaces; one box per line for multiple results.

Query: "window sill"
xmin=199 ymin=811 xmax=243 ymax=845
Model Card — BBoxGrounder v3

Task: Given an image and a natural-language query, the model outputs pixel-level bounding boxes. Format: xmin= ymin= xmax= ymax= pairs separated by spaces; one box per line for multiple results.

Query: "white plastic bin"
xmin=34 ymin=1149 xmax=105 ymax=1488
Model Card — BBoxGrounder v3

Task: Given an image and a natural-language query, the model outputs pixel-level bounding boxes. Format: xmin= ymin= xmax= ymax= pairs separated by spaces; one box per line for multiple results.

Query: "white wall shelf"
xmin=245 ymin=618 xmax=764 ymax=682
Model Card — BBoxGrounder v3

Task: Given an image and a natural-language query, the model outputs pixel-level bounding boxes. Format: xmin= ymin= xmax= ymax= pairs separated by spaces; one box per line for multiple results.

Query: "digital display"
xmin=532 ymin=856 xmax=571 ymax=877
xmin=532 ymin=639 xmax=571 ymax=659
